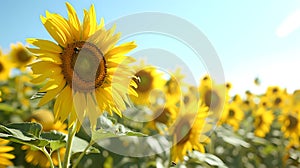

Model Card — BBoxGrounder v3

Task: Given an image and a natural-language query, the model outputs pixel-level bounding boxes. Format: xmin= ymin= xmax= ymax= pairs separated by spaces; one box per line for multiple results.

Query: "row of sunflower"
xmin=0 ymin=2 xmax=299 ymax=168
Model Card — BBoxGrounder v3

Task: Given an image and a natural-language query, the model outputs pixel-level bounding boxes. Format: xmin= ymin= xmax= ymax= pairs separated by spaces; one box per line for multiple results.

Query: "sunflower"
xmin=28 ymin=3 xmax=137 ymax=129
xmin=253 ymin=107 xmax=274 ymax=137
xmin=258 ymin=95 xmax=271 ymax=109
xmin=22 ymin=109 xmax=67 ymax=167
xmin=220 ymin=101 xmax=244 ymax=131
xmin=170 ymin=101 xmax=210 ymax=163
xmin=292 ymin=90 xmax=300 ymax=106
xmin=264 ymin=86 xmax=289 ymax=109
xmin=278 ymin=106 xmax=300 ymax=144
xmin=9 ymin=42 xmax=33 ymax=69
xmin=0 ymin=138 xmax=15 ymax=168
xmin=130 ymin=62 xmax=164 ymax=106
xmin=22 ymin=146 xmax=66 ymax=168
xmin=163 ymin=68 xmax=185 ymax=105
xmin=198 ymin=75 xmax=226 ymax=119
xmin=233 ymin=93 xmax=256 ymax=113
xmin=183 ymin=86 xmax=198 ymax=107
xmin=28 ymin=109 xmax=67 ymax=132
xmin=146 ymin=104 xmax=178 ymax=133
xmin=0 ymin=51 xmax=13 ymax=81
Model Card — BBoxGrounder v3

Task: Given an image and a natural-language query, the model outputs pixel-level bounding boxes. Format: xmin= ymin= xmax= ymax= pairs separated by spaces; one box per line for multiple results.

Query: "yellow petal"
xmin=30 ymin=61 xmax=60 ymax=75
xmin=66 ymin=2 xmax=81 ymax=41
xmin=0 ymin=153 xmax=15 ymax=159
xmin=0 ymin=146 xmax=14 ymax=153
xmin=105 ymin=41 xmax=137 ymax=58
xmin=88 ymin=4 xmax=97 ymax=36
xmin=41 ymin=15 xmax=67 ymax=47
xmin=39 ymin=74 xmax=64 ymax=92
xmin=82 ymin=9 xmax=91 ymax=40
xmin=73 ymin=92 xmax=86 ymax=124
xmin=38 ymin=80 xmax=66 ymax=106
xmin=54 ymin=86 xmax=73 ymax=122
xmin=26 ymin=39 xmax=62 ymax=53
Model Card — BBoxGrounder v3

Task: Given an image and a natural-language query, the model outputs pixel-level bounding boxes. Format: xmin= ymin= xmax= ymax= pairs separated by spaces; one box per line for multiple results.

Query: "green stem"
xmin=57 ymin=149 xmax=62 ymax=168
xmin=63 ymin=121 xmax=77 ymax=168
xmin=72 ymin=141 xmax=94 ymax=168
xmin=41 ymin=147 xmax=55 ymax=168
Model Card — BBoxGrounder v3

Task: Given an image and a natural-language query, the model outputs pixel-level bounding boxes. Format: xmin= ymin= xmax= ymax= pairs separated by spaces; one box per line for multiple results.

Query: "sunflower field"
xmin=0 ymin=2 xmax=300 ymax=168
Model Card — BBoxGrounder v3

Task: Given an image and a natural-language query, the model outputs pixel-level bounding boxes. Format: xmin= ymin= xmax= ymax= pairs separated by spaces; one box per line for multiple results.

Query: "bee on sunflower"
xmin=28 ymin=3 xmax=137 ymax=129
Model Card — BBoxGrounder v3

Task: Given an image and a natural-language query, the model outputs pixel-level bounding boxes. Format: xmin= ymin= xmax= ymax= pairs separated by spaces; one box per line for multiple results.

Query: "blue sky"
xmin=1 ymin=1 xmax=300 ymax=95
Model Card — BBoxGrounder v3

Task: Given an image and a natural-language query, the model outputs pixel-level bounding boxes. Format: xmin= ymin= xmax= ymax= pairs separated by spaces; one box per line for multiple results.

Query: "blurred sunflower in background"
xmin=130 ymin=62 xmax=164 ymax=106
xmin=258 ymin=95 xmax=272 ymax=109
xmin=233 ymin=92 xmax=256 ymax=113
xmin=264 ymin=86 xmax=289 ymax=110
xmin=0 ymin=50 xmax=13 ymax=81
xmin=170 ymin=101 xmax=210 ymax=163
xmin=0 ymin=138 xmax=15 ymax=168
xmin=278 ymin=106 xmax=300 ymax=146
xmin=292 ymin=90 xmax=300 ymax=106
xmin=28 ymin=2 xmax=137 ymax=129
xmin=253 ymin=107 xmax=274 ymax=137
xmin=22 ymin=109 xmax=67 ymax=167
xmin=163 ymin=68 xmax=185 ymax=105
xmin=219 ymin=101 xmax=244 ymax=131
xmin=183 ymin=86 xmax=198 ymax=107
xmin=198 ymin=75 xmax=226 ymax=119
xmin=146 ymin=104 xmax=178 ymax=133
xmin=8 ymin=42 xmax=33 ymax=70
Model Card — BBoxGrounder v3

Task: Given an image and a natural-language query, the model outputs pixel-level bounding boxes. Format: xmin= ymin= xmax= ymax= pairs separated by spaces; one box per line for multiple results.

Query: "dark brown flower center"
xmin=274 ymin=97 xmax=282 ymax=105
xmin=287 ymin=114 xmax=298 ymax=130
xmin=228 ymin=109 xmax=235 ymax=117
xmin=204 ymin=89 xmax=220 ymax=111
xmin=255 ymin=115 xmax=263 ymax=127
xmin=0 ymin=62 xmax=3 ymax=72
xmin=272 ymin=88 xmax=278 ymax=93
xmin=61 ymin=41 xmax=106 ymax=92
xmin=16 ymin=48 xmax=32 ymax=63
xmin=183 ymin=95 xmax=190 ymax=105
xmin=166 ymin=78 xmax=178 ymax=94
xmin=154 ymin=107 xmax=171 ymax=125
xmin=134 ymin=70 xmax=153 ymax=93
xmin=175 ymin=122 xmax=191 ymax=145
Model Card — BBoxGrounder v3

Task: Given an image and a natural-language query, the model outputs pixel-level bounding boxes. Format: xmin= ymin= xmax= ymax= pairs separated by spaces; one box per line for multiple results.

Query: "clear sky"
xmin=1 ymin=1 xmax=300 ymax=95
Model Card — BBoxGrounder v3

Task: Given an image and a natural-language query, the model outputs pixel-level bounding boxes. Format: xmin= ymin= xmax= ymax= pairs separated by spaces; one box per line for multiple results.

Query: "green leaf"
xmin=7 ymin=122 xmax=43 ymax=138
xmin=0 ymin=123 xmax=66 ymax=152
xmin=216 ymin=126 xmax=250 ymax=148
xmin=72 ymin=136 xmax=100 ymax=154
xmin=41 ymin=131 xmax=66 ymax=152
xmin=0 ymin=124 xmax=48 ymax=148
xmin=189 ymin=151 xmax=228 ymax=168
xmin=91 ymin=127 xmax=147 ymax=142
